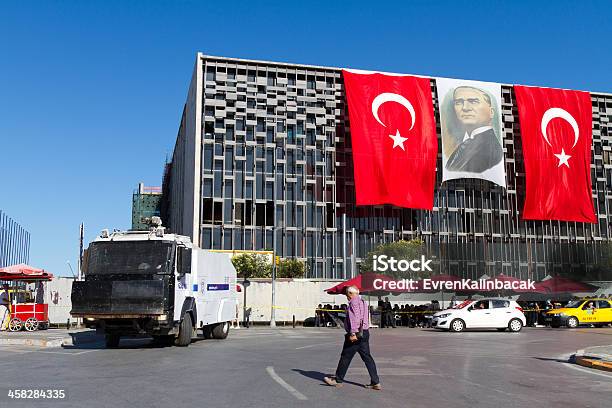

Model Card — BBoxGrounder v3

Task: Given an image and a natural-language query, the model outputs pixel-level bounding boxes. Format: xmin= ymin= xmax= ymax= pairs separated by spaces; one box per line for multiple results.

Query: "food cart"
xmin=0 ymin=263 xmax=53 ymax=332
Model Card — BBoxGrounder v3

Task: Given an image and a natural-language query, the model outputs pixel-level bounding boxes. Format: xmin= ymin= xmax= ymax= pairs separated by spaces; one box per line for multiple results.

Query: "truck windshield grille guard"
xmin=87 ymin=241 xmax=174 ymax=275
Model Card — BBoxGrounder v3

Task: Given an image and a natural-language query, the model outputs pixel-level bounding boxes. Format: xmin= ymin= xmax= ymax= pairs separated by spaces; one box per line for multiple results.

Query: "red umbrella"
xmin=325 ymin=272 xmax=406 ymax=295
xmin=0 ymin=263 xmax=54 ymax=281
xmin=414 ymin=274 xmax=462 ymax=292
xmin=481 ymin=273 xmax=538 ymax=294
xmin=534 ymin=276 xmax=597 ymax=294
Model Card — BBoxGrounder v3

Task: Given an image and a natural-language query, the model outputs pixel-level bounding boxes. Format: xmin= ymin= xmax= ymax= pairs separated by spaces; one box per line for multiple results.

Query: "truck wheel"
xmin=105 ymin=334 xmax=120 ymax=348
xmin=202 ymin=326 xmax=213 ymax=339
xmin=212 ymin=322 xmax=230 ymax=339
xmin=175 ymin=313 xmax=193 ymax=347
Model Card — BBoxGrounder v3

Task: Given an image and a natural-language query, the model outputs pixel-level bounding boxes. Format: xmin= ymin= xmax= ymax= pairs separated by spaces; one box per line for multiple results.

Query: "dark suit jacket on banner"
xmin=445 ymin=128 xmax=503 ymax=173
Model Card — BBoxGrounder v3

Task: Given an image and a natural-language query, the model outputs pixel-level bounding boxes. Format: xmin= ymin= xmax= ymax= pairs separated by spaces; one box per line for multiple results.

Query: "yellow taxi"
xmin=545 ymin=298 xmax=612 ymax=328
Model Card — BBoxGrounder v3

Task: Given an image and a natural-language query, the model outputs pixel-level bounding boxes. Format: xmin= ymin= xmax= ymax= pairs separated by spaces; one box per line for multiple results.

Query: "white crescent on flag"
xmin=371 ymin=92 xmax=416 ymax=130
xmin=540 ymin=107 xmax=580 ymax=148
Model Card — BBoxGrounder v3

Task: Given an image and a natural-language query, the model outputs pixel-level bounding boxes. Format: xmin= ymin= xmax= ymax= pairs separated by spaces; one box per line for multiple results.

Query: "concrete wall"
xmin=236 ymin=279 xmax=456 ymax=323
xmin=43 ymin=277 xmax=74 ymax=324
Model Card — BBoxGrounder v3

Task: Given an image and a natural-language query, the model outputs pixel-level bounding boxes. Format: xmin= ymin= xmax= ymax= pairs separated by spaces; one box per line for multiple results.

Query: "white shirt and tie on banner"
xmin=436 ymin=78 xmax=506 ymax=188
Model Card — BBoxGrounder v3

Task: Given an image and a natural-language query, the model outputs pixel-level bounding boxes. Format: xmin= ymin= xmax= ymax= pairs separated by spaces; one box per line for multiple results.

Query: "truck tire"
xmin=212 ymin=322 xmax=230 ymax=339
xmin=202 ymin=325 xmax=213 ymax=339
xmin=175 ymin=313 xmax=193 ymax=347
xmin=105 ymin=334 xmax=120 ymax=348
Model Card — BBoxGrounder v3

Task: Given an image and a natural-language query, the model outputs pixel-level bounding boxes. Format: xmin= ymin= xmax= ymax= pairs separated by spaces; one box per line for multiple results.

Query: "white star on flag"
xmin=388 ymin=130 xmax=408 ymax=150
xmin=554 ymin=148 xmax=571 ymax=167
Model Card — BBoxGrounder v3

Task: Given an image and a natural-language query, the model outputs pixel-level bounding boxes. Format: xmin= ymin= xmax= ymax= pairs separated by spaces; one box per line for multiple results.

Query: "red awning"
xmin=480 ymin=274 xmax=542 ymax=294
xmin=534 ymin=276 xmax=597 ymax=294
xmin=0 ymin=263 xmax=54 ymax=281
xmin=325 ymin=272 xmax=408 ymax=295
xmin=413 ymin=274 xmax=462 ymax=292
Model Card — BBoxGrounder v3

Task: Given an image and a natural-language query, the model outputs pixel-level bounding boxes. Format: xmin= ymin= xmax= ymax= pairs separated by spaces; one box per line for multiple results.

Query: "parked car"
xmin=545 ymin=298 xmax=612 ymax=328
xmin=432 ymin=298 xmax=526 ymax=332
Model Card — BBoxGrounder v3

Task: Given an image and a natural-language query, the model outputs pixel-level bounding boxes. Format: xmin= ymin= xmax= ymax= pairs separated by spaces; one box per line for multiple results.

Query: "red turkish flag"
xmin=343 ymin=70 xmax=437 ymax=209
xmin=514 ymin=86 xmax=596 ymax=223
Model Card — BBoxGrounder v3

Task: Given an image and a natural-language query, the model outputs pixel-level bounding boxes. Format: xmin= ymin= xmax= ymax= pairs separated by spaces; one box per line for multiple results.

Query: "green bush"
xmin=277 ymin=258 xmax=306 ymax=278
xmin=231 ymin=253 xmax=272 ymax=279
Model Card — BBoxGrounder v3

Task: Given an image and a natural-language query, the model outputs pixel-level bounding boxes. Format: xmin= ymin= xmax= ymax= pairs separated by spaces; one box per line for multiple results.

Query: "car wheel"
xmin=449 ymin=319 xmax=465 ymax=332
xmin=566 ymin=316 xmax=579 ymax=328
xmin=551 ymin=323 xmax=560 ymax=328
xmin=105 ymin=334 xmax=120 ymax=348
xmin=212 ymin=322 xmax=230 ymax=339
xmin=175 ymin=313 xmax=193 ymax=347
xmin=508 ymin=318 xmax=523 ymax=332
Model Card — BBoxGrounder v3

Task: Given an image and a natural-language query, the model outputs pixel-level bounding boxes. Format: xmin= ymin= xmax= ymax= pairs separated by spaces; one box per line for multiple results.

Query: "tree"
xmin=359 ymin=239 xmax=432 ymax=278
xmin=277 ymin=258 xmax=306 ymax=278
xmin=231 ymin=253 xmax=272 ymax=279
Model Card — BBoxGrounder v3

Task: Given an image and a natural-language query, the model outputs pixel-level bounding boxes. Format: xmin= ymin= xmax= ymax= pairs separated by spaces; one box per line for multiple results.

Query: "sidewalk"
xmin=575 ymin=345 xmax=612 ymax=372
xmin=0 ymin=329 xmax=102 ymax=348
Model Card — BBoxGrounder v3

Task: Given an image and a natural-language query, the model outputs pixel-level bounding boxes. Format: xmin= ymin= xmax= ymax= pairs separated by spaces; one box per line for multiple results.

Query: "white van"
xmin=432 ymin=298 xmax=526 ymax=332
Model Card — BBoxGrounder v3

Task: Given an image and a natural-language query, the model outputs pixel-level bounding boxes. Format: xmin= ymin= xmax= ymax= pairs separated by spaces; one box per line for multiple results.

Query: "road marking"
xmin=35 ymin=349 xmax=101 ymax=356
xmin=266 ymin=366 xmax=308 ymax=400
xmin=295 ymin=342 xmax=338 ymax=350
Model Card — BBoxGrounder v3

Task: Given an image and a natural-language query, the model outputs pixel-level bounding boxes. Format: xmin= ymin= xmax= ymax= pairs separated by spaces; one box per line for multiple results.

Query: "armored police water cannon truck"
xmin=71 ymin=219 xmax=237 ymax=348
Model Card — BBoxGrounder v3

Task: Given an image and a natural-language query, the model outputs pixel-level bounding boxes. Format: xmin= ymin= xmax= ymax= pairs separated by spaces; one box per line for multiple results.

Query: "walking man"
xmin=324 ymin=286 xmax=381 ymax=390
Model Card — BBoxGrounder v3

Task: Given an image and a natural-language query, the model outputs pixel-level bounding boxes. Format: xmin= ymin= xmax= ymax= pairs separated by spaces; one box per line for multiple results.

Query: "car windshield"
xmin=87 ymin=241 xmax=174 ymax=275
xmin=454 ymin=300 xmax=473 ymax=309
xmin=565 ymin=300 xmax=583 ymax=308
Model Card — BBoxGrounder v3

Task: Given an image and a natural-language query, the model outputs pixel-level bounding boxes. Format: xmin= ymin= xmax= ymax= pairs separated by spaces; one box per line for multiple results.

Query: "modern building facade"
xmin=0 ymin=210 xmax=30 ymax=268
xmin=163 ymin=53 xmax=612 ymax=280
xmin=132 ymin=183 xmax=162 ymax=230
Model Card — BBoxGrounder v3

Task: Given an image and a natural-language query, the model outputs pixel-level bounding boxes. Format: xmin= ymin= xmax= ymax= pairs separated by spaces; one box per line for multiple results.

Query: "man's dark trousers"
xmin=335 ymin=330 xmax=379 ymax=384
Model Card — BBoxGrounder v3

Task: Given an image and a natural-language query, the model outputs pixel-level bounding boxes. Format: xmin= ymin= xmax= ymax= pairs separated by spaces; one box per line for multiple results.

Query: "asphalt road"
xmin=1 ymin=326 xmax=611 ymax=408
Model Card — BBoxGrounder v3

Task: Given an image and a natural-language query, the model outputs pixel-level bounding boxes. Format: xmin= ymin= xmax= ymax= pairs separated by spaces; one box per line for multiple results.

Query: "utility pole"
xmin=342 ymin=213 xmax=347 ymax=278
xmin=78 ymin=223 xmax=84 ymax=281
xmin=270 ymin=227 xmax=277 ymax=327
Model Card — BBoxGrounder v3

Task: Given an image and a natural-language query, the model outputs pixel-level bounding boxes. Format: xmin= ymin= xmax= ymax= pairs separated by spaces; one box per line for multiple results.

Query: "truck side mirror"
xmin=180 ymin=248 xmax=192 ymax=275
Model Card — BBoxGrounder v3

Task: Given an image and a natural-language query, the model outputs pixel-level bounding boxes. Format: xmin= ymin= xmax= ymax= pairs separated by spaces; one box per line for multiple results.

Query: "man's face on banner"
xmin=453 ymin=87 xmax=494 ymax=130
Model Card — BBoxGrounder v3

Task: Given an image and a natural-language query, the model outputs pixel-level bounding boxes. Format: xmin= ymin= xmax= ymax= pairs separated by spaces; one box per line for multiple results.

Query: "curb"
xmin=0 ymin=338 xmax=64 ymax=348
xmin=575 ymin=355 xmax=612 ymax=372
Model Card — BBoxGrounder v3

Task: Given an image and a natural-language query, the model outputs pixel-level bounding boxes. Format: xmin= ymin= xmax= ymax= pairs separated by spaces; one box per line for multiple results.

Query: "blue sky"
xmin=1 ymin=1 xmax=610 ymax=276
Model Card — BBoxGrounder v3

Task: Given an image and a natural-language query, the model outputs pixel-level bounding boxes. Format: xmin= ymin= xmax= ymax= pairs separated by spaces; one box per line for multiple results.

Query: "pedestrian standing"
xmin=377 ymin=296 xmax=386 ymax=328
xmin=324 ymin=286 xmax=381 ymax=390
xmin=315 ymin=304 xmax=323 ymax=327
xmin=0 ymin=284 xmax=10 ymax=331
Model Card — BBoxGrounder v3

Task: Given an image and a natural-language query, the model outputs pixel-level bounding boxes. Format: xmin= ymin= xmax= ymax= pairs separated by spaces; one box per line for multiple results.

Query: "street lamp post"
xmin=270 ymin=227 xmax=277 ymax=327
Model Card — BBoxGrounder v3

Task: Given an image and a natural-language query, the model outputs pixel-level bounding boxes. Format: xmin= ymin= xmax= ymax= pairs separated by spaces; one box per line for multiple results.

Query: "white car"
xmin=432 ymin=298 xmax=526 ymax=332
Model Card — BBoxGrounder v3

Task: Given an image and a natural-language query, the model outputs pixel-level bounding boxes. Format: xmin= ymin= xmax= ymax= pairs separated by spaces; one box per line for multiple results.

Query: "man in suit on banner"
xmin=445 ymin=86 xmax=503 ymax=173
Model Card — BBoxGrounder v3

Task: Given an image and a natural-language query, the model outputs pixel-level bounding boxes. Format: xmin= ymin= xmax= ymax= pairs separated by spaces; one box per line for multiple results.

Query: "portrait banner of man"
xmin=436 ymin=78 xmax=506 ymax=187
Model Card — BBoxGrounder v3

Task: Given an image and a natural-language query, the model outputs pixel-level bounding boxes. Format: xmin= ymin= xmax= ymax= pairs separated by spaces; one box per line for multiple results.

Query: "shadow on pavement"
xmin=64 ymin=332 xmax=211 ymax=350
xmin=533 ymin=355 xmax=575 ymax=364
xmin=292 ymin=369 xmax=364 ymax=387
